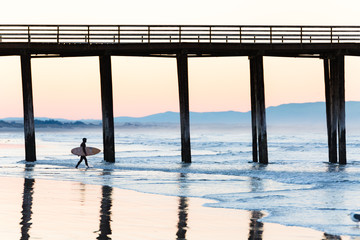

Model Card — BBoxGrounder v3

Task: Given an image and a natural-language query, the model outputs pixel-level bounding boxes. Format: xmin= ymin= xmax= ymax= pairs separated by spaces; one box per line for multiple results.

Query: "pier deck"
xmin=1 ymin=25 xmax=358 ymax=164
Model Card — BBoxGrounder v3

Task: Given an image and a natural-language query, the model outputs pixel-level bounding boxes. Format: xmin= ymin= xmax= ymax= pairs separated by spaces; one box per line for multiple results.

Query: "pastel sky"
xmin=1 ymin=0 xmax=360 ymax=119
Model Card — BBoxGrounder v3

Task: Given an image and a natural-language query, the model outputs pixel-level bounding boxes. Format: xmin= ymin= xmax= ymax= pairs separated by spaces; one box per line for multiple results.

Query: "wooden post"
xmin=335 ymin=55 xmax=346 ymax=164
xmin=99 ymin=55 xmax=115 ymax=163
xmin=176 ymin=52 xmax=191 ymax=163
xmin=324 ymin=55 xmax=346 ymax=164
xmin=250 ymin=58 xmax=258 ymax=163
xmin=330 ymin=58 xmax=340 ymax=164
xmin=324 ymin=58 xmax=337 ymax=163
xmin=255 ymin=56 xmax=268 ymax=164
xmin=21 ymin=54 xmax=36 ymax=162
xmin=249 ymin=55 xmax=268 ymax=164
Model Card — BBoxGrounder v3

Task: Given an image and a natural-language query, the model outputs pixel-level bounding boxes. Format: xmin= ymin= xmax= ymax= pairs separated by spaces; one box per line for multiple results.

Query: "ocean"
xmin=1 ymin=123 xmax=360 ymax=237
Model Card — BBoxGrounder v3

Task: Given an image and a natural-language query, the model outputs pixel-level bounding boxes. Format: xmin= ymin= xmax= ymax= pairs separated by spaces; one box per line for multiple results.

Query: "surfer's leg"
xmin=84 ymin=157 xmax=89 ymax=167
xmin=75 ymin=157 xmax=83 ymax=168
xmin=75 ymin=160 xmax=81 ymax=168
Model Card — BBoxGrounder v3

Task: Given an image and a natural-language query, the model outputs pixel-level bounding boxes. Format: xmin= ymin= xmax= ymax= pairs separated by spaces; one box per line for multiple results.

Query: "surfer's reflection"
xmin=79 ymin=182 xmax=86 ymax=206
xmin=96 ymin=169 xmax=114 ymax=240
xmin=20 ymin=164 xmax=35 ymax=240
xmin=176 ymin=166 xmax=189 ymax=240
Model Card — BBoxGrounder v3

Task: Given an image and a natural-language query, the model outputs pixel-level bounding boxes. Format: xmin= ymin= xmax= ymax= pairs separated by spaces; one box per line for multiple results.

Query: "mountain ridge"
xmin=2 ymin=101 xmax=360 ymax=126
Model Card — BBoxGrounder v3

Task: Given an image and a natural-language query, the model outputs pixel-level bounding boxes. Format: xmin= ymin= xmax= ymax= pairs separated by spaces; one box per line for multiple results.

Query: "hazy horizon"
xmin=0 ymin=100 xmax=327 ymax=120
xmin=2 ymin=101 xmax=360 ymax=125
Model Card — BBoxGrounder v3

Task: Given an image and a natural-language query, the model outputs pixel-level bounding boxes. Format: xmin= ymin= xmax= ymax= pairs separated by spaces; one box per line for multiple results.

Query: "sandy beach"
xmin=0 ymin=176 xmax=351 ymax=240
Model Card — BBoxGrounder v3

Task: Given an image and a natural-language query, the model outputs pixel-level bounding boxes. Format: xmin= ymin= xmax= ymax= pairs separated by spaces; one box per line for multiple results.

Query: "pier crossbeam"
xmin=1 ymin=43 xmax=360 ymax=59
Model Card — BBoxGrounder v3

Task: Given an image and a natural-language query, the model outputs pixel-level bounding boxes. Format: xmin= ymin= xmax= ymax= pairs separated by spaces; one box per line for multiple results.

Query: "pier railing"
xmin=0 ymin=25 xmax=360 ymax=44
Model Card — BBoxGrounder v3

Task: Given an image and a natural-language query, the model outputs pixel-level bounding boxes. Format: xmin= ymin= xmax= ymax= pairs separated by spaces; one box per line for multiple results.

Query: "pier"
xmin=1 ymin=25 xmax=360 ymax=164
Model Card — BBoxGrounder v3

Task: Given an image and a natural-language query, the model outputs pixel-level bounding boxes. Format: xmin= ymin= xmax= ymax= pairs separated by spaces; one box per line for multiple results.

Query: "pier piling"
xmin=250 ymin=58 xmax=258 ymax=163
xmin=336 ymin=56 xmax=346 ymax=164
xmin=176 ymin=52 xmax=191 ymax=163
xmin=324 ymin=55 xmax=346 ymax=164
xmin=21 ymin=54 xmax=36 ymax=162
xmin=249 ymin=55 xmax=268 ymax=164
xmin=99 ymin=55 xmax=115 ymax=163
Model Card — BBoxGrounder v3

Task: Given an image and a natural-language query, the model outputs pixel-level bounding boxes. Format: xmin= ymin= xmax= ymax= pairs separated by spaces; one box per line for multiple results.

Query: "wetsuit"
xmin=75 ymin=141 xmax=88 ymax=168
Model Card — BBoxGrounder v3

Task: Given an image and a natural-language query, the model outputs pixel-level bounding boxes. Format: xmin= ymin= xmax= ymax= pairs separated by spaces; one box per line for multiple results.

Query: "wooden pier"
xmin=2 ymin=25 xmax=360 ymax=164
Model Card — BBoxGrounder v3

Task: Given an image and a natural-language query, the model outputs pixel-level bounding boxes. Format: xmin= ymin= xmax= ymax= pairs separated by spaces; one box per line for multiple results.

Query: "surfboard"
xmin=71 ymin=147 xmax=101 ymax=156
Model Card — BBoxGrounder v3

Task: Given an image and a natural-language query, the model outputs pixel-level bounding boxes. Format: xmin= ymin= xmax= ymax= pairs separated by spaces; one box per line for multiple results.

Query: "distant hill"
xmin=0 ymin=119 xmax=97 ymax=129
xmin=2 ymin=101 xmax=360 ymax=128
xmin=112 ymin=101 xmax=360 ymax=125
xmin=0 ymin=120 xmax=22 ymax=128
xmin=266 ymin=102 xmax=326 ymax=125
xmin=267 ymin=101 xmax=360 ymax=125
xmin=114 ymin=111 xmax=251 ymax=124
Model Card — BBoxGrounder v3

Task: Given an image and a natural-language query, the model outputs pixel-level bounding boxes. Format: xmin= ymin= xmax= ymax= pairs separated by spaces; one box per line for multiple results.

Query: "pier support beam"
xmin=250 ymin=59 xmax=258 ymax=163
xmin=99 ymin=55 xmax=115 ymax=163
xmin=176 ymin=52 xmax=191 ymax=163
xmin=21 ymin=54 xmax=36 ymax=162
xmin=324 ymin=55 xmax=346 ymax=164
xmin=249 ymin=55 xmax=268 ymax=164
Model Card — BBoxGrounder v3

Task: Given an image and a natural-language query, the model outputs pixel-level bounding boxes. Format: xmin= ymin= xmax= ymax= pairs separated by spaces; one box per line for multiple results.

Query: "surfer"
xmin=75 ymin=138 xmax=89 ymax=168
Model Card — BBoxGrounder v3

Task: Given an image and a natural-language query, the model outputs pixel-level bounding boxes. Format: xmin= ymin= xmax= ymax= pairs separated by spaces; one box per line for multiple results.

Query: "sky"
xmin=1 ymin=0 xmax=360 ymax=119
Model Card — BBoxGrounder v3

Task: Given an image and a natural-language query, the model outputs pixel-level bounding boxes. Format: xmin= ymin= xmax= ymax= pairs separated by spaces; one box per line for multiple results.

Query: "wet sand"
xmin=0 ymin=176 xmax=351 ymax=240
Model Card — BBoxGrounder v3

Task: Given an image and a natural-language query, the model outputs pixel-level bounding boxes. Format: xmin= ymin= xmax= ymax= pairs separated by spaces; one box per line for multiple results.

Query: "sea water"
xmin=1 ymin=123 xmax=360 ymax=237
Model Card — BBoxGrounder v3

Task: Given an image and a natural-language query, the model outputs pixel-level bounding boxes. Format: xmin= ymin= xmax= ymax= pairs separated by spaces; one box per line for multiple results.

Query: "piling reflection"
xmin=176 ymin=195 xmax=188 ymax=239
xmin=96 ymin=169 xmax=114 ymax=240
xmin=176 ymin=165 xmax=189 ymax=240
xmin=326 ymin=163 xmax=346 ymax=173
xmin=322 ymin=233 xmax=342 ymax=240
xmin=248 ymin=211 xmax=264 ymax=240
xmin=20 ymin=164 xmax=35 ymax=240
xmin=248 ymin=165 xmax=265 ymax=240
xmin=323 ymin=164 xmax=344 ymax=240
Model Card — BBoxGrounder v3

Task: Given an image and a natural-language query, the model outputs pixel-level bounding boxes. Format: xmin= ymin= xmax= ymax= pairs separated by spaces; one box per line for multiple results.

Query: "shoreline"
xmin=0 ymin=176 xmax=351 ymax=240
